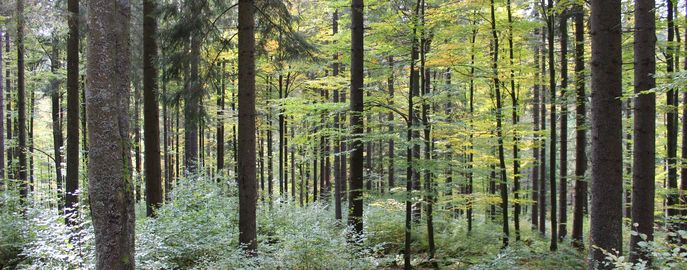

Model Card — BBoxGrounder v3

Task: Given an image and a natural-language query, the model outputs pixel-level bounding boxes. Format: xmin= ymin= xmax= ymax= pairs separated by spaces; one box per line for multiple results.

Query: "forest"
xmin=0 ymin=0 xmax=685 ymax=269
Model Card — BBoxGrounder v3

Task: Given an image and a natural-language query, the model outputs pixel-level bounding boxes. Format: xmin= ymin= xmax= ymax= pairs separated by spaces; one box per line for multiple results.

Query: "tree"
xmin=17 ymin=0 xmax=28 ymax=206
xmin=50 ymin=35 xmax=63 ymax=214
xmin=65 ymin=0 xmax=80 ymax=222
xmin=558 ymin=11 xmax=568 ymax=242
xmin=531 ymin=27 xmax=540 ymax=231
xmin=490 ymin=0 xmax=509 ymax=248
xmin=546 ymin=0 xmax=558 ymax=251
xmin=86 ymin=0 xmax=135 ymax=267
xmin=143 ymin=0 xmax=162 ymax=217
xmin=630 ymin=0 xmax=655 ymax=263
xmin=507 ymin=0 xmax=521 ymax=241
xmin=589 ymin=0 xmax=623 ymax=268
xmin=665 ymin=0 xmax=680 ymax=240
xmin=348 ymin=0 xmax=365 ymax=237
xmin=0 ymin=32 xmax=4 ymax=190
xmin=237 ymin=0 xmax=258 ymax=253
xmin=571 ymin=3 xmax=587 ymax=249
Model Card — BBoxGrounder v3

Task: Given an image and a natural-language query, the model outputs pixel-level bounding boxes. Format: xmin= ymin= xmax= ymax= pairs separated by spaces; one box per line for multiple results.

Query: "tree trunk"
xmin=17 ymin=0 xmax=28 ymax=206
xmin=539 ymin=26 xmax=547 ymax=235
xmin=333 ymin=9 xmax=342 ymax=220
xmin=348 ymin=0 xmax=365 ymax=237
xmin=217 ymin=62 xmax=225 ymax=173
xmin=86 ymin=0 xmax=135 ymax=267
xmin=184 ymin=31 xmax=201 ymax=174
xmin=134 ymin=82 xmax=141 ymax=202
xmin=0 ymin=32 xmax=4 ymax=189
xmin=237 ymin=0 xmax=257 ymax=253
xmin=507 ymin=0 xmax=521 ymax=241
xmin=405 ymin=2 xmax=421 ymax=266
xmin=467 ymin=25 xmax=477 ymax=233
xmin=143 ymin=0 xmax=162 ymax=217
xmin=571 ymin=4 xmax=587 ymax=249
xmin=387 ymin=56 xmax=395 ymax=192
xmin=629 ymin=0 xmax=655 ymax=263
xmin=666 ymin=0 xmax=680 ymax=242
xmin=531 ymin=27 xmax=540 ymax=231
xmin=558 ymin=14 xmax=568 ymax=242
xmin=589 ymin=0 xmax=623 ymax=267
xmin=546 ymin=0 xmax=558 ymax=251
xmin=490 ymin=0 xmax=509 ymax=248
xmin=51 ymin=36 xmax=64 ymax=214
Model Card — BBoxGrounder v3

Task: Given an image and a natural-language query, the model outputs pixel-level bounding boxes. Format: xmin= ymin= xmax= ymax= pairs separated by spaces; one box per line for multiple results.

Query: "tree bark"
xmin=333 ymin=9 xmax=342 ymax=220
xmin=571 ymin=4 xmax=587 ymax=249
xmin=86 ymin=0 xmax=135 ymax=267
xmin=589 ymin=0 xmax=623 ymax=267
xmin=531 ymin=27 xmax=540 ymax=231
xmin=17 ymin=0 xmax=28 ymax=206
xmin=507 ymin=0 xmax=521 ymax=241
xmin=546 ymin=0 xmax=558 ymax=251
xmin=539 ymin=26 xmax=547 ymax=235
xmin=51 ymin=36 xmax=64 ymax=214
xmin=348 ymin=0 xmax=365 ymax=237
xmin=65 ymin=0 xmax=80 ymax=220
xmin=558 ymin=13 xmax=568 ymax=242
xmin=490 ymin=0 xmax=509 ymax=248
xmin=666 ymin=0 xmax=680 ymax=241
xmin=629 ymin=0 xmax=655 ymax=263
xmin=143 ymin=0 xmax=162 ymax=217
xmin=238 ymin=0 xmax=257 ymax=253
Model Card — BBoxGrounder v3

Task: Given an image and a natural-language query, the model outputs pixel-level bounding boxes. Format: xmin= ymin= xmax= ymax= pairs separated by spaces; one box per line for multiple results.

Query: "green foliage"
xmin=0 ymin=191 xmax=26 ymax=269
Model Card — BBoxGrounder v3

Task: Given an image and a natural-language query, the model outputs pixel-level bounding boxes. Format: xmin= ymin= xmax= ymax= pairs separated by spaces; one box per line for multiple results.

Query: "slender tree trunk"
xmin=17 ymin=0 xmax=28 ymax=206
xmin=629 ymin=0 xmax=655 ymax=263
xmin=507 ymin=0 xmax=521 ymax=241
xmin=589 ymin=0 xmax=623 ymax=267
xmin=387 ymin=57 xmax=395 ymax=192
xmin=467 ymin=25 xmax=477 ymax=233
xmin=558 ymin=13 xmax=568 ymax=242
xmin=237 ymin=0 xmax=257 ymax=253
xmin=333 ymin=9 xmax=342 ymax=220
xmin=217 ymin=62 xmax=225 ymax=173
xmin=490 ymin=0 xmax=509 ymax=247
xmin=546 ymin=0 xmax=558 ymax=251
xmin=134 ymin=82 xmax=141 ymax=202
xmin=666 ymin=0 xmax=680 ymax=241
xmin=571 ymin=4 xmax=587 ymax=249
xmin=184 ymin=31 xmax=201 ymax=174
xmin=539 ymin=26 xmax=548 ymax=235
xmin=420 ymin=1 xmax=436 ymax=259
xmin=86 ymin=0 xmax=135 ymax=267
xmin=624 ymin=99 xmax=632 ymax=220
xmin=0 ymin=32 xmax=4 ymax=189
xmin=143 ymin=0 xmax=162 ymax=217
xmin=50 ymin=36 xmax=64 ymax=214
xmin=279 ymin=74 xmax=284 ymax=196
xmin=267 ymin=82 xmax=274 ymax=203
xmin=531 ymin=27 xmax=540 ymax=231
xmin=348 ymin=0 xmax=365 ymax=237
xmin=405 ymin=3 xmax=421 ymax=266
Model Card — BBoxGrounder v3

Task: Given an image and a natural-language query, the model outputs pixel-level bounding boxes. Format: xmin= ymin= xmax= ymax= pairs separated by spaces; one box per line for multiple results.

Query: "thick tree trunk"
xmin=237 ymin=0 xmax=257 ymax=253
xmin=405 ymin=3 xmax=421 ymax=267
xmin=86 ymin=0 xmax=135 ymax=267
xmin=348 ymin=0 xmax=365 ymax=237
xmin=589 ymin=0 xmax=623 ymax=268
xmin=629 ymin=0 xmax=655 ymax=263
xmin=143 ymin=0 xmax=162 ymax=217
xmin=571 ymin=4 xmax=587 ymax=249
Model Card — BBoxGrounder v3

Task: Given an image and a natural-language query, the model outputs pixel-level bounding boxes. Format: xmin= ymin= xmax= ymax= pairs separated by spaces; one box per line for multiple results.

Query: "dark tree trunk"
xmin=184 ymin=32 xmax=201 ymax=174
xmin=507 ymin=0 xmax=521 ymax=241
xmin=467 ymin=25 xmax=477 ymax=233
xmin=629 ymin=0 xmax=655 ymax=263
xmin=387 ymin=56 xmax=394 ymax=192
xmin=490 ymin=0 xmax=509 ymax=248
xmin=267 ymin=80 xmax=274 ymax=203
xmin=539 ymin=26 xmax=547 ymax=235
xmin=531 ymin=27 xmax=540 ymax=231
xmin=237 ymin=0 xmax=257 ymax=253
xmin=51 ymin=36 xmax=64 ymax=214
xmin=348 ymin=0 xmax=365 ymax=237
xmin=134 ymin=82 xmax=141 ymax=202
xmin=558 ymin=14 xmax=568 ymax=242
xmin=333 ymin=9 xmax=342 ymax=220
xmin=420 ymin=1 xmax=436 ymax=260
xmin=217 ymin=62 xmax=225 ymax=173
xmin=17 ymin=0 xmax=28 ymax=206
xmin=0 ymin=32 xmax=4 ymax=189
xmin=571 ymin=4 xmax=587 ymax=249
xmin=143 ymin=0 xmax=162 ymax=217
xmin=546 ymin=0 xmax=558 ymax=251
xmin=86 ymin=0 xmax=135 ymax=267
xmin=666 ymin=0 xmax=680 ymax=241
xmin=66 ymin=0 xmax=79 ymax=214
xmin=589 ymin=0 xmax=623 ymax=267
xmin=405 ymin=2 xmax=421 ymax=266
xmin=279 ymin=74 xmax=284 ymax=196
